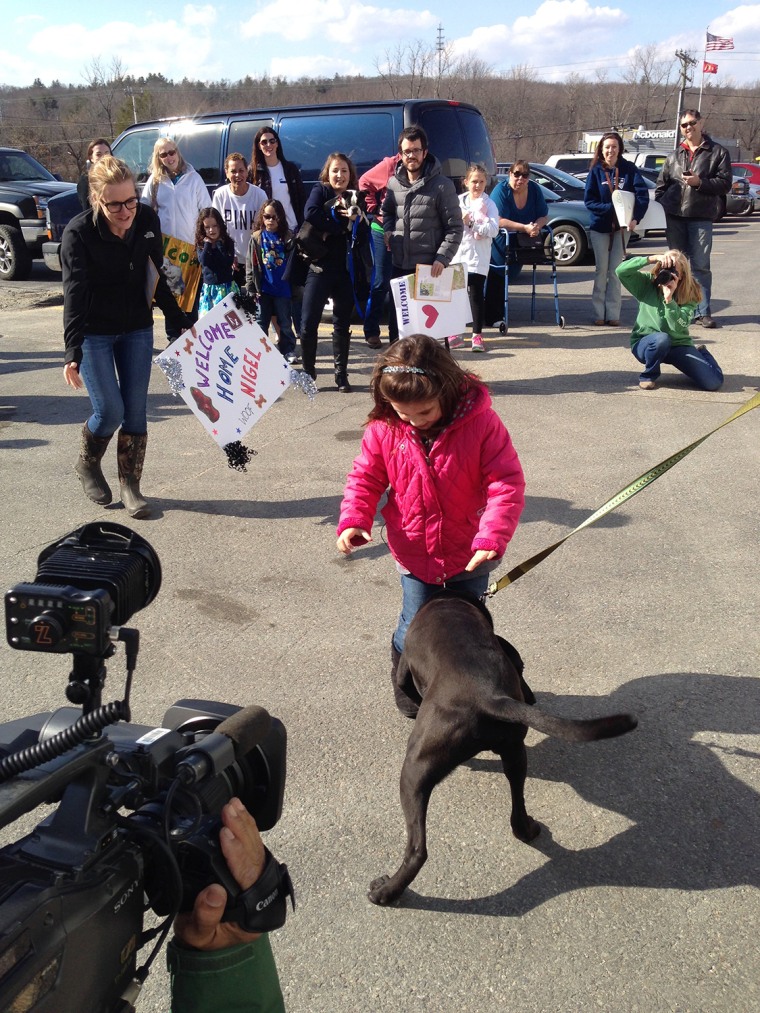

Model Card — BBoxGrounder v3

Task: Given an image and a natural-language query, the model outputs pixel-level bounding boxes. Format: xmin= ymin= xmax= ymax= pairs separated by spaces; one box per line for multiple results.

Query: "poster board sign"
xmin=154 ymin=295 xmax=292 ymax=449
xmin=161 ymin=233 xmax=202 ymax=313
xmin=612 ymin=190 xmax=666 ymax=236
xmin=390 ymin=265 xmax=470 ymax=340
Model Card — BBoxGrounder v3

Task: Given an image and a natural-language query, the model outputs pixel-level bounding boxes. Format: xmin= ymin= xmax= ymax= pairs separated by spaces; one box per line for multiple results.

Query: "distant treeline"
xmin=2 ymin=52 xmax=759 ymax=180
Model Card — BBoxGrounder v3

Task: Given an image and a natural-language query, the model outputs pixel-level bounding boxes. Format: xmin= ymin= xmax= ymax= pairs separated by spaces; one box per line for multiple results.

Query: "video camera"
xmin=0 ymin=523 xmax=292 ymax=1013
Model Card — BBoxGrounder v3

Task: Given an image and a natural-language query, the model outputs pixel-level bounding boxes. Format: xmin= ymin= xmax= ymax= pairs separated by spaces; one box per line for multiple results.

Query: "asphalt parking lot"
xmin=1 ymin=222 xmax=758 ymax=1012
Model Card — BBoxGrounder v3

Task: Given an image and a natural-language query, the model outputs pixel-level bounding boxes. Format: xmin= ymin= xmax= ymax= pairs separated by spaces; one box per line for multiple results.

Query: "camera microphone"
xmin=176 ymin=706 xmax=272 ymax=785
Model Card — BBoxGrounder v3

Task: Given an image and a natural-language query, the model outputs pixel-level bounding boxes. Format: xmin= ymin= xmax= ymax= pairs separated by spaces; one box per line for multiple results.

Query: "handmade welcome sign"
xmin=390 ymin=264 xmax=470 ymax=340
xmin=155 ymin=295 xmax=315 ymax=470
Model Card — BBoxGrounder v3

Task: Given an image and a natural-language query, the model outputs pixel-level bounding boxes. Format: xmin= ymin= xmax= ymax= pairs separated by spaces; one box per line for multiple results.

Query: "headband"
xmin=381 ymin=366 xmax=427 ymax=375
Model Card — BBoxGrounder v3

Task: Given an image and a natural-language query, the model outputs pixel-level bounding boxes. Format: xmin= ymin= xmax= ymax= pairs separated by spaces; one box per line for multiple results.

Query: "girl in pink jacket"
xmin=337 ymin=334 xmax=525 ymax=711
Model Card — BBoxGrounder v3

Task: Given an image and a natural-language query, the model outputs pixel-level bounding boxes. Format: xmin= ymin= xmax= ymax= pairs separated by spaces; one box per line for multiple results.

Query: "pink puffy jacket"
xmin=337 ymin=384 xmax=525 ymax=584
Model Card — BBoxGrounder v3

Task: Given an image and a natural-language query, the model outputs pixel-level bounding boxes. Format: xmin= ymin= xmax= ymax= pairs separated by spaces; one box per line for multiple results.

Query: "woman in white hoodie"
xmin=142 ymin=137 xmax=208 ymax=245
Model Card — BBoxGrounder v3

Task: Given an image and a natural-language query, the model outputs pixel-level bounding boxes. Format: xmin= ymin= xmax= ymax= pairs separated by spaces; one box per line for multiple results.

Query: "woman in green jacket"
xmin=616 ymin=251 xmax=723 ymax=391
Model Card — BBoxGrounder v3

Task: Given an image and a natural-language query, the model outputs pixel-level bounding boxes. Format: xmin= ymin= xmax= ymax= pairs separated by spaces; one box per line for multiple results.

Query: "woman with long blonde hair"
xmin=616 ymin=249 xmax=723 ymax=390
xmin=61 ymin=156 xmax=188 ymax=517
xmin=141 ymin=136 xmax=208 ymax=244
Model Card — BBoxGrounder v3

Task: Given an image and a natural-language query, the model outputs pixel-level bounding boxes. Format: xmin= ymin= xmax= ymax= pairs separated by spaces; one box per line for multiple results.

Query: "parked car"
xmin=528 ymin=163 xmax=586 ymax=201
xmin=0 ymin=148 xmax=76 ymax=280
xmin=44 ymin=98 xmax=496 ymax=271
xmin=732 ymin=162 xmax=760 ymax=187
xmin=491 ymin=175 xmax=592 ymax=267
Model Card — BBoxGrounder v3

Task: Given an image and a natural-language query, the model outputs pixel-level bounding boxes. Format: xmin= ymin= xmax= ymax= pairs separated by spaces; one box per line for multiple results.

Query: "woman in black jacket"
xmin=62 ymin=156 xmax=187 ymax=518
xmin=299 ymin=153 xmax=363 ymax=391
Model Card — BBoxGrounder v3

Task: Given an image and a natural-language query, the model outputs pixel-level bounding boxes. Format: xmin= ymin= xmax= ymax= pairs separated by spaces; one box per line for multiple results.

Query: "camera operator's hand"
xmin=173 ymin=798 xmax=266 ymax=951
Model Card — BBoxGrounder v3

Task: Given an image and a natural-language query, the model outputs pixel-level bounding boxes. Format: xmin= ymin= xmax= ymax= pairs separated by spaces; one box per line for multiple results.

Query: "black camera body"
xmin=654 ymin=267 xmax=678 ymax=287
xmin=0 ymin=524 xmax=289 ymax=1013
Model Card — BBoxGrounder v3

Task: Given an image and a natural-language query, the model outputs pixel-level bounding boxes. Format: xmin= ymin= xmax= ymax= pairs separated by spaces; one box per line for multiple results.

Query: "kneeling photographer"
xmin=616 ymin=249 xmax=724 ymax=392
xmin=1 ymin=523 xmax=293 ymax=1013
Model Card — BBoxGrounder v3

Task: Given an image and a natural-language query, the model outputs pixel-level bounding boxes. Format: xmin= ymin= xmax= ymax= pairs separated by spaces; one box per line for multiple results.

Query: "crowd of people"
xmin=60 ymin=114 xmax=730 ymax=515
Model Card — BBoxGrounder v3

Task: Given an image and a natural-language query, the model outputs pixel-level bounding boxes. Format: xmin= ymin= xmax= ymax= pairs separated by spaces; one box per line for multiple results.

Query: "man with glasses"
xmin=383 ymin=125 xmax=463 ymax=341
xmin=655 ymin=110 xmax=732 ymax=328
xmin=212 ymin=153 xmax=267 ymax=289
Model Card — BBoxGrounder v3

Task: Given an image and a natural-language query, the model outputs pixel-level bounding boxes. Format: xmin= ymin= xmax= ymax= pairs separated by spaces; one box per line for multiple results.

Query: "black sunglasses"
xmin=680 ymin=120 xmax=699 ymax=129
xmin=511 ymin=171 xmax=529 ymax=179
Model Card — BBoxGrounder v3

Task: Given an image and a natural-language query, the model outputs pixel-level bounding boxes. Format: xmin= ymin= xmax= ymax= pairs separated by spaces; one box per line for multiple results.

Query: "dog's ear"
xmin=496 ymin=635 xmax=524 ymax=675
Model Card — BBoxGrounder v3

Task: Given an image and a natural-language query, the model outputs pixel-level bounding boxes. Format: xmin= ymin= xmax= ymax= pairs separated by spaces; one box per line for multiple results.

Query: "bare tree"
xmin=84 ymin=57 xmax=127 ymax=137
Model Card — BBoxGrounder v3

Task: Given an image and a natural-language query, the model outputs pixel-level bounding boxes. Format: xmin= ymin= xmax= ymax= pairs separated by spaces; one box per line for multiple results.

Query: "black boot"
xmin=333 ymin=328 xmax=351 ymax=392
xmin=74 ymin=423 xmax=113 ymax=505
xmin=117 ymin=431 xmax=150 ymax=519
xmin=391 ymin=639 xmax=420 ymax=718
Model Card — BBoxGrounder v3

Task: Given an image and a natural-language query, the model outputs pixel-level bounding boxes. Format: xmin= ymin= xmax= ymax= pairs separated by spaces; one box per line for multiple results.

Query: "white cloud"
xmin=451 ymin=1 xmax=628 ymax=70
xmin=243 ymin=0 xmax=436 ymax=48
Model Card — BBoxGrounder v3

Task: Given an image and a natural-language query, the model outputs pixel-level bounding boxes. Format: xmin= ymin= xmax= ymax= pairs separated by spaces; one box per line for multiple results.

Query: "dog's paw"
xmin=512 ymin=816 xmax=541 ymax=843
xmin=368 ymin=875 xmax=398 ymax=906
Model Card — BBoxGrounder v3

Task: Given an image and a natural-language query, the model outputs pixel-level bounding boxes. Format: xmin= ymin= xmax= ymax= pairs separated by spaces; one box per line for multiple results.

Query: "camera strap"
xmin=224 ymin=848 xmax=295 ymax=933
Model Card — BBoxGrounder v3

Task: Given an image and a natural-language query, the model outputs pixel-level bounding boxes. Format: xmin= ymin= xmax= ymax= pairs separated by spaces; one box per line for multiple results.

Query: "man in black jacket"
xmin=382 ymin=126 xmax=463 ymax=342
xmin=655 ymin=110 xmax=732 ymax=328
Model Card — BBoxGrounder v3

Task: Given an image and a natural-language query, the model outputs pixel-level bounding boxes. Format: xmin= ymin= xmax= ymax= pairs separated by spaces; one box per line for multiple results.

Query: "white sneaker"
xmin=471 ymin=334 xmax=485 ymax=353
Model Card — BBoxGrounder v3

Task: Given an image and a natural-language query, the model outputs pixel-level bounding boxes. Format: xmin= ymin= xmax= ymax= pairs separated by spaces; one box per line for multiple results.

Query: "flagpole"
xmin=699 ymin=26 xmax=707 ymax=110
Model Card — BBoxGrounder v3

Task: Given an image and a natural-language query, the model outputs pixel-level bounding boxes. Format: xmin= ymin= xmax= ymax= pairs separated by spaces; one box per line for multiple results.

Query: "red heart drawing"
xmin=422 ymin=304 xmax=439 ymax=328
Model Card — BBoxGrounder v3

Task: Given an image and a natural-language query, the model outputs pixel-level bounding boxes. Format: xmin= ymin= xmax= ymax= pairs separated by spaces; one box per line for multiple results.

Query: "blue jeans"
xmin=665 ymin=217 xmax=712 ymax=317
xmin=589 ymin=230 xmax=625 ymax=321
xmin=632 ymin=331 xmax=723 ymax=390
xmin=257 ymin=293 xmax=297 ymax=358
xmin=392 ymin=570 xmax=490 ymax=653
xmin=363 ymin=227 xmax=391 ymax=340
xmin=79 ymin=328 xmax=154 ymax=437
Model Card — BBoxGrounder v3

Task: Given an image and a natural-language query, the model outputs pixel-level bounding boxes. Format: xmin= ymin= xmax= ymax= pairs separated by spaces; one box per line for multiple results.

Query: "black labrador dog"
xmin=369 ymin=589 xmax=637 ymax=905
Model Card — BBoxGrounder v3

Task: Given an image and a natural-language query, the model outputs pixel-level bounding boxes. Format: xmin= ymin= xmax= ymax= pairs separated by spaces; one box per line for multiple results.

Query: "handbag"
xmin=295 ymin=221 xmax=329 ymax=263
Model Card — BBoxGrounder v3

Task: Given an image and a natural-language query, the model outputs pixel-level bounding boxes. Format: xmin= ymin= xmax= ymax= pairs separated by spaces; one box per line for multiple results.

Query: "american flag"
xmin=706 ymin=32 xmax=734 ymax=51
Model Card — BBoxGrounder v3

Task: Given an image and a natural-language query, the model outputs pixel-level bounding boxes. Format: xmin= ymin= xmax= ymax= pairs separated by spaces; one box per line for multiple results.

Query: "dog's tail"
xmin=488 ymin=696 xmax=637 ymax=742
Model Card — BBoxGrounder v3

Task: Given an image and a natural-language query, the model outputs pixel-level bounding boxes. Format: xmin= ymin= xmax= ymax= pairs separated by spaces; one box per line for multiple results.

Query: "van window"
xmin=456 ymin=107 xmax=496 ymax=174
xmin=164 ymin=122 xmax=225 ymax=186
xmin=417 ymin=106 xmax=467 ymax=181
xmin=113 ymin=121 xmax=224 ymax=187
xmin=277 ymin=111 xmax=398 ymax=187
xmin=113 ymin=128 xmax=161 ymax=183
xmin=228 ymin=118 xmax=276 ymax=165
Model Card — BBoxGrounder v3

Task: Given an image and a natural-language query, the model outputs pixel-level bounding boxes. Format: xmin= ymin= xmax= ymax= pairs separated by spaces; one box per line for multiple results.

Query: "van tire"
xmin=0 ymin=225 xmax=33 ymax=281
xmin=548 ymin=224 xmax=586 ymax=267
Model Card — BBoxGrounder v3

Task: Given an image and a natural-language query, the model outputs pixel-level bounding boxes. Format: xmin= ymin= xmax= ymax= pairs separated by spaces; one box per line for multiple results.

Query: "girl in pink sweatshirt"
xmin=337 ymin=334 xmax=524 ymax=709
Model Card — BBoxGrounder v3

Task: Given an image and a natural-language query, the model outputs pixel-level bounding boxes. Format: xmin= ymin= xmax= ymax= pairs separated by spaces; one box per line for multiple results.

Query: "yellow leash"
xmin=484 ymin=390 xmax=760 ymax=598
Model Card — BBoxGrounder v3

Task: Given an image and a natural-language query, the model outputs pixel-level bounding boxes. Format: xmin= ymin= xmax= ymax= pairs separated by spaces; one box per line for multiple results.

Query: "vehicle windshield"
xmin=0 ymin=150 xmax=56 ymax=182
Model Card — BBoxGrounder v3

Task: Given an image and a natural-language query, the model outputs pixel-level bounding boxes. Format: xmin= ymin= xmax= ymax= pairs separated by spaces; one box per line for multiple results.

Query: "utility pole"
xmin=673 ymin=51 xmax=697 ymax=150
xmin=436 ymin=24 xmax=445 ymax=96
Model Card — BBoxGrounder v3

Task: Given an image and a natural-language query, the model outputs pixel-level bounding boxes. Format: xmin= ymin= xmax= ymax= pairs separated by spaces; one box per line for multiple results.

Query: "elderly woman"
xmin=62 ymin=156 xmax=187 ymax=518
xmin=584 ymin=131 xmax=649 ymax=326
xmin=485 ymin=160 xmax=549 ymax=322
xmin=142 ymin=137 xmax=208 ymax=245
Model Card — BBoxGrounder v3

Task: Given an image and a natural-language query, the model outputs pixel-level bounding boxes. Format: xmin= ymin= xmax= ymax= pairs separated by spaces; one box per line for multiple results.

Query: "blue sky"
xmin=4 ymin=2 xmax=760 ymax=89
